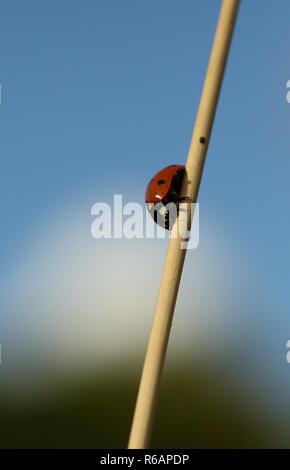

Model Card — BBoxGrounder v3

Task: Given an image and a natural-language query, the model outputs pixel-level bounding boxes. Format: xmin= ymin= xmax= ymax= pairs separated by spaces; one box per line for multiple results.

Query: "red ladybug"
xmin=145 ymin=165 xmax=186 ymax=230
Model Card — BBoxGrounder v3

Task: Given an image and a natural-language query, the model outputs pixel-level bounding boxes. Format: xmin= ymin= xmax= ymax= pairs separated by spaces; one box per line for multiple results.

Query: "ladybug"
xmin=145 ymin=165 xmax=186 ymax=230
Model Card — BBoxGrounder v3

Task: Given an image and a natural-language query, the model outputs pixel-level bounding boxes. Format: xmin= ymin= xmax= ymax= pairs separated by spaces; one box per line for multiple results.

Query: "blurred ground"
xmin=0 ymin=360 xmax=288 ymax=449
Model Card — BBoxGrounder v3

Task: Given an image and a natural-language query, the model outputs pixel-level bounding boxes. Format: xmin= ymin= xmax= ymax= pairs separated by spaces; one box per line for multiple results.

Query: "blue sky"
xmin=1 ymin=0 xmax=290 ymax=412
xmin=1 ymin=0 xmax=290 ymax=270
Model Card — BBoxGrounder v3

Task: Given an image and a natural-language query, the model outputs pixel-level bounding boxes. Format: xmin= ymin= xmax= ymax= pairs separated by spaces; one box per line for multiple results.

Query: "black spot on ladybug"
xmin=157 ymin=179 xmax=166 ymax=185
xmin=199 ymin=137 xmax=206 ymax=144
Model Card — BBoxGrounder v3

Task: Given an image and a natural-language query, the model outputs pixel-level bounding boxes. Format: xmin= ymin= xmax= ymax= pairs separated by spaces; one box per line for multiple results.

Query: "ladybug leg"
xmin=164 ymin=210 xmax=170 ymax=230
xmin=158 ymin=205 xmax=170 ymax=230
xmin=176 ymin=196 xmax=191 ymax=203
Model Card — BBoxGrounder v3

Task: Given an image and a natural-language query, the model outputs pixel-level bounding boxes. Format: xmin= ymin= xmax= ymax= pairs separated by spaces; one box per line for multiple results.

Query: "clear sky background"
xmin=1 ymin=0 xmax=290 ymax=422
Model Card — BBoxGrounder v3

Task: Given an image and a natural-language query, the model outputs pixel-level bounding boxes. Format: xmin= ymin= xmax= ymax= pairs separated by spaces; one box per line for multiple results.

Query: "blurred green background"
xmin=1 ymin=359 xmax=288 ymax=449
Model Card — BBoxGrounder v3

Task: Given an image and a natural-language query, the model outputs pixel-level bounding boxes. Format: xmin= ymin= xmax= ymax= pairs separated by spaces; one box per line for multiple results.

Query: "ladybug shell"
xmin=145 ymin=165 xmax=185 ymax=205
